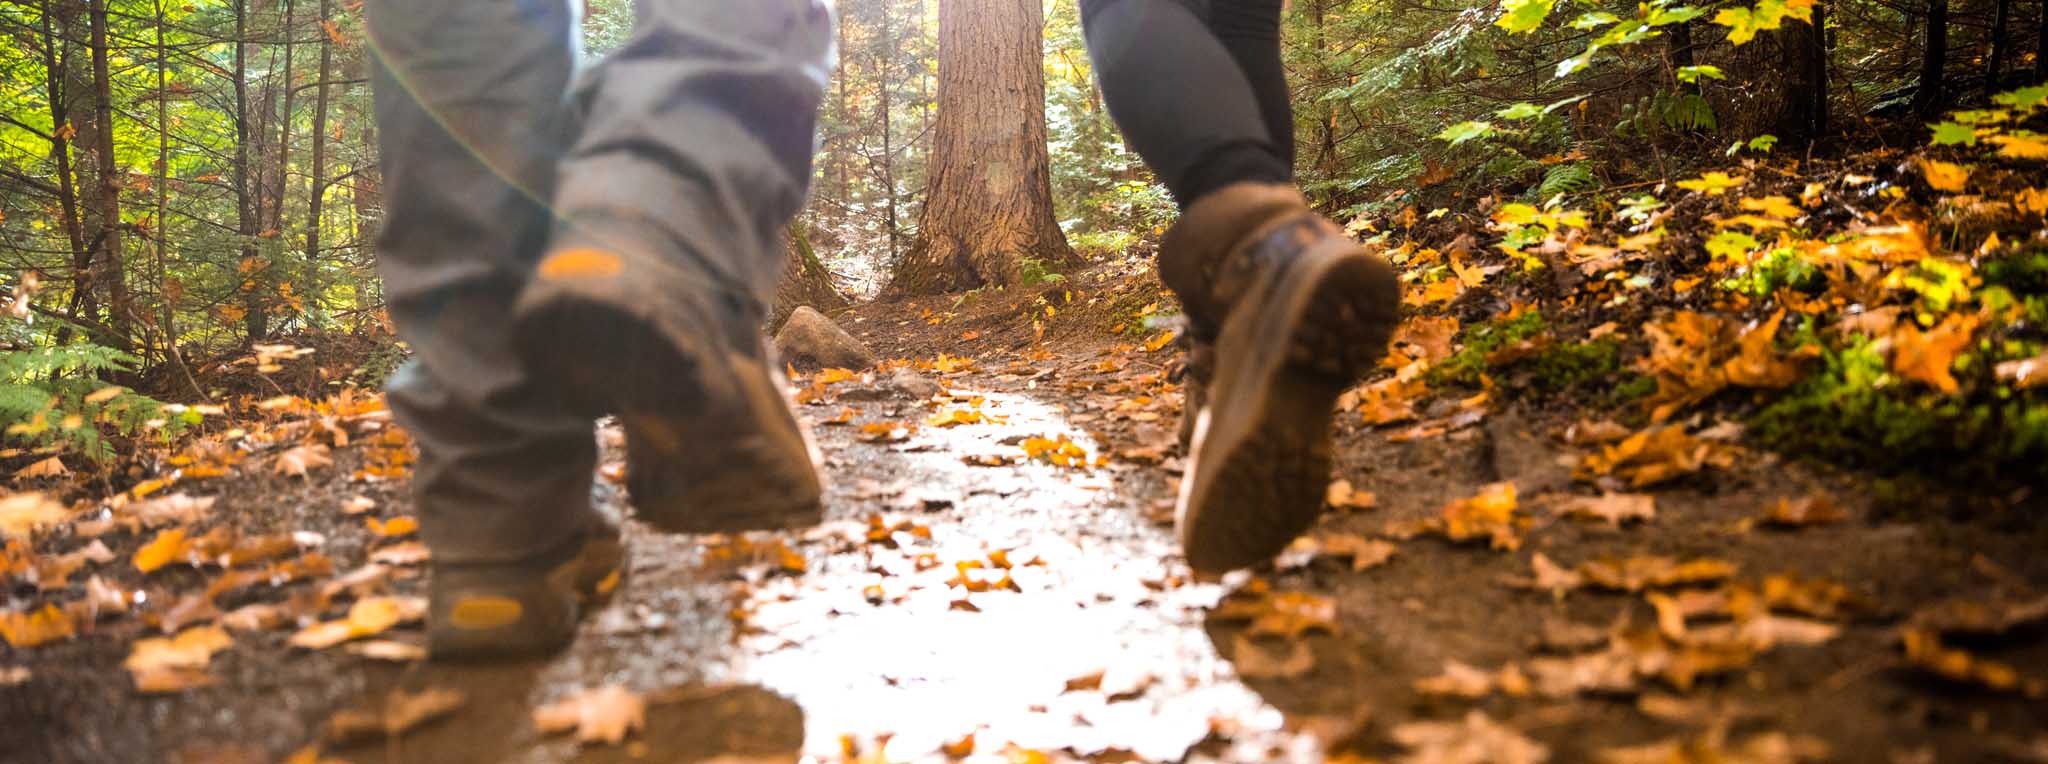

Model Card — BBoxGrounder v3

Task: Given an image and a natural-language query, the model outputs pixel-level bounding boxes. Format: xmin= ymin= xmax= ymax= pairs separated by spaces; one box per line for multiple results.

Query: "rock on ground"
xmin=774 ymin=306 xmax=875 ymax=371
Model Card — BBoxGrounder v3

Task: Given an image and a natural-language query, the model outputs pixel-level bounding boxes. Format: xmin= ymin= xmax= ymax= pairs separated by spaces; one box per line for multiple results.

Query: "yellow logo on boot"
xmin=448 ymin=596 xmax=525 ymax=629
xmin=538 ymin=249 xmax=624 ymax=279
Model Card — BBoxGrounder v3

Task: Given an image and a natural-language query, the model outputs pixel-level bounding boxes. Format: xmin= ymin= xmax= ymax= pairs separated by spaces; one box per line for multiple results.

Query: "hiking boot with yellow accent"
xmin=427 ymin=518 xmax=625 ymax=660
xmin=513 ymin=238 xmax=824 ymax=534
xmin=1159 ymin=183 xmax=1401 ymax=574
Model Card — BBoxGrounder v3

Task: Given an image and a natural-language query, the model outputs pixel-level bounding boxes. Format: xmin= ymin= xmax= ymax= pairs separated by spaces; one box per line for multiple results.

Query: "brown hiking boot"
xmin=1160 ymin=183 xmax=1401 ymax=574
xmin=514 ymin=240 xmax=824 ymax=535
xmin=427 ymin=515 xmax=625 ymax=660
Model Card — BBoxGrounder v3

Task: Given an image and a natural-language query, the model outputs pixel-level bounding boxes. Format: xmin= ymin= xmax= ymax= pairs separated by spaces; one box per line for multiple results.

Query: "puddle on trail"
xmin=594 ymin=387 xmax=1308 ymax=762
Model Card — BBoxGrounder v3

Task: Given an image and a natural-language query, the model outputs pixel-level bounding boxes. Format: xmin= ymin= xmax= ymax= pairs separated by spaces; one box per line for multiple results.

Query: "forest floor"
xmin=8 ymin=93 xmax=2048 ymax=764
xmin=3 ymin=270 xmax=2048 ymax=763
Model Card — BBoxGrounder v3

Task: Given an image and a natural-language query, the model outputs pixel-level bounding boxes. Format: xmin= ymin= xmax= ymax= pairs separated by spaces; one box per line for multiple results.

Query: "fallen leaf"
xmin=1325 ymin=480 xmax=1378 ymax=511
xmin=1758 ymin=495 xmax=1846 ymax=527
xmin=1440 ymin=482 xmax=1521 ymax=550
xmin=289 ymin=596 xmax=426 ymax=649
xmin=1214 ymin=587 xmax=1337 ymax=640
xmin=1416 ymin=660 xmax=1532 ymax=698
xmin=1601 ymin=730 xmax=1829 ymax=764
xmin=1391 ymin=710 xmax=1550 ymax=764
xmin=1577 ymin=427 xmax=1724 ymax=487
xmin=1231 ymin=634 xmax=1316 ymax=679
xmin=533 ymin=685 xmax=647 ymax=745
xmin=125 ymin=624 xmax=232 ymax=693
xmin=1318 ymin=534 xmax=1398 ymax=572
xmin=366 ymin=516 xmax=419 ymax=538
xmin=1558 ymin=493 xmax=1656 ymax=526
xmin=0 ymin=492 xmax=69 ymax=540
xmin=134 ymin=528 xmax=190 ymax=573
xmin=340 ymin=496 xmax=377 ymax=515
xmin=1900 ymin=628 xmax=2045 ymax=697
xmin=345 ymin=639 xmax=427 ymax=662
xmin=325 ymin=688 xmax=467 ymax=745
xmin=13 ymin=456 xmax=68 ymax=480
xmin=1910 ymin=594 xmax=2048 ymax=637
xmin=0 ymin=603 xmax=75 ymax=648
xmin=274 ymin=444 xmax=334 ymax=477
xmin=1920 ymin=159 xmax=1970 ymax=192
xmin=1890 ymin=314 xmax=1977 ymax=394
xmin=368 ymin=541 xmax=430 ymax=566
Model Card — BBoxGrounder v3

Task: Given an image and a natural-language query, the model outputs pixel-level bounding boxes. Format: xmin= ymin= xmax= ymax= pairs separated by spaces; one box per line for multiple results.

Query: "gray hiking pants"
xmin=364 ymin=0 xmax=832 ymax=563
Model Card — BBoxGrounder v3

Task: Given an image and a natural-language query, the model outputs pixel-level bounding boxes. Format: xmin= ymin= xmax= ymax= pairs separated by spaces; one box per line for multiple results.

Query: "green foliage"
xmin=1017 ymin=257 xmax=1067 ymax=287
xmin=1535 ymin=163 xmax=1599 ymax=198
xmin=0 ymin=344 xmax=188 ymax=463
xmin=1724 ymin=246 xmax=1825 ymax=296
xmin=1751 ymin=339 xmax=2048 ymax=480
xmin=1429 ymin=311 xmax=1549 ymax=387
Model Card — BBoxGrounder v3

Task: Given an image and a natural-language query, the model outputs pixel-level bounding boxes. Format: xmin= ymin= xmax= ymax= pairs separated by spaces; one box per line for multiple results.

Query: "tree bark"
xmin=39 ymin=0 xmax=89 ymax=328
xmin=886 ymin=0 xmax=1073 ymax=296
xmin=773 ymin=221 xmax=849 ymax=329
xmin=305 ymin=0 xmax=334 ymax=277
xmin=1775 ymin=1 xmax=1829 ymax=143
xmin=272 ymin=0 xmax=298 ymax=238
xmin=1915 ymin=0 xmax=1948 ymax=116
xmin=86 ymin=0 xmax=131 ymax=349
xmin=235 ymin=0 xmax=269 ymax=341
xmin=1986 ymin=0 xmax=2011 ymax=91
xmin=878 ymin=0 xmax=900 ymax=263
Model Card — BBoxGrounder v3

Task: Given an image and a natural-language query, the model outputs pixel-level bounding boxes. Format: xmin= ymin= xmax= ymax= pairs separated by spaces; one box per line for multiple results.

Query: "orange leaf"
xmin=134 ymin=528 xmax=190 ymax=573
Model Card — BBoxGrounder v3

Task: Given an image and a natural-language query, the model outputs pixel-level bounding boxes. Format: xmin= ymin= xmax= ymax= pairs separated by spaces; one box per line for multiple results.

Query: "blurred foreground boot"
xmin=428 ymin=514 xmax=624 ymax=660
xmin=1161 ymin=183 xmax=1401 ymax=574
xmin=512 ymin=239 xmax=824 ymax=534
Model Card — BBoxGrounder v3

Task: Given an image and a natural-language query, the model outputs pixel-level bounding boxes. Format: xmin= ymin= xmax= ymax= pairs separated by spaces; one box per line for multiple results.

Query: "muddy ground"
xmin=5 ymin=285 xmax=2048 ymax=763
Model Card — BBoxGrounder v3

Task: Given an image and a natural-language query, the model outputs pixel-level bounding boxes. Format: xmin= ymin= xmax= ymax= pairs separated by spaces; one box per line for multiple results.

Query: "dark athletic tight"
xmin=1079 ymin=0 xmax=1293 ymax=208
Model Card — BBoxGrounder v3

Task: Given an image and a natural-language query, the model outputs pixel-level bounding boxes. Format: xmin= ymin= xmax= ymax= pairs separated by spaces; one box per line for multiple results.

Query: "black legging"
xmin=1080 ymin=0 xmax=1292 ymax=208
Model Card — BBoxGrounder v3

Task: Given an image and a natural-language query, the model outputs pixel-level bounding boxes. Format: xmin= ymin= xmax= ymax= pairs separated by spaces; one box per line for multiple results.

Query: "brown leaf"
xmin=1758 ymin=495 xmax=1846 ymax=527
xmin=1890 ymin=314 xmax=1977 ymax=394
xmin=1576 ymin=427 xmax=1724 ymax=488
xmin=1318 ymin=534 xmax=1397 ymax=572
xmin=125 ymin=624 xmax=232 ymax=693
xmin=1324 ymin=479 xmax=1378 ymax=511
xmin=0 ymin=492 xmax=69 ymax=540
xmin=345 ymin=639 xmax=427 ymax=662
xmin=325 ymin=688 xmax=467 ymax=745
xmin=1391 ymin=711 xmax=1549 ymax=764
xmin=1415 ymin=660 xmax=1531 ymax=698
xmin=1601 ymin=730 xmax=1829 ymax=764
xmin=0 ymin=603 xmax=76 ymax=648
xmin=274 ymin=444 xmax=334 ymax=477
xmin=1721 ymin=309 xmax=1811 ymax=389
xmin=289 ymin=596 xmax=425 ymax=649
xmin=1213 ymin=586 xmax=1337 ymax=640
xmin=368 ymin=541 xmax=431 ymax=566
xmin=1231 ymin=634 xmax=1315 ymax=680
xmin=13 ymin=456 xmax=69 ymax=480
xmin=1900 ymin=629 xmax=2045 ymax=697
xmin=1557 ymin=493 xmax=1656 ymax=526
xmin=1910 ymin=594 xmax=2048 ymax=637
xmin=533 ymin=685 xmax=647 ymax=745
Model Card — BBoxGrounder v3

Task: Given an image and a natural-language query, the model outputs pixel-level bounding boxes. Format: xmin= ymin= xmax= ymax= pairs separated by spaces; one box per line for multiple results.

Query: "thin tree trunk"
xmin=305 ymin=0 xmax=334 ymax=277
xmin=2036 ymin=0 xmax=2045 ymax=83
xmin=879 ymin=0 xmax=900 ymax=263
xmin=1986 ymin=0 xmax=2011 ymax=90
xmin=87 ymin=0 xmax=130 ymax=350
xmin=39 ymin=0 xmax=88 ymax=311
xmin=1916 ymin=0 xmax=1948 ymax=115
xmin=235 ymin=0 xmax=268 ymax=341
xmin=886 ymin=0 xmax=1074 ymax=295
xmin=273 ymin=0 xmax=298 ymax=237
xmin=1669 ymin=20 xmax=1699 ymax=93
xmin=1776 ymin=1 xmax=1829 ymax=142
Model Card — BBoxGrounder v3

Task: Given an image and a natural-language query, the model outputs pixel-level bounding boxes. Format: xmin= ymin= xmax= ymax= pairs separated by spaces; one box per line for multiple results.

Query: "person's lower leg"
xmin=1079 ymin=0 xmax=1290 ymax=208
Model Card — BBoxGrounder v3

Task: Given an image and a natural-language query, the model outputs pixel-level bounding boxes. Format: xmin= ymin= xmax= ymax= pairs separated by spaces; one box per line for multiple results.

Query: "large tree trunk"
xmin=885 ymin=0 xmax=1073 ymax=296
xmin=1915 ymin=0 xmax=1949 ymax=116
xmin=773 ymin=221 xmax=849 ymax=329
xmin=1775 ymin=2 xmax=1829 ymax=143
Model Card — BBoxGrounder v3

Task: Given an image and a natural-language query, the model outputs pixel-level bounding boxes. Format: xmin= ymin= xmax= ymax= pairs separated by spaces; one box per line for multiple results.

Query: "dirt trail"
xmin=7 ymin=319 xmax=2048 ymax=763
